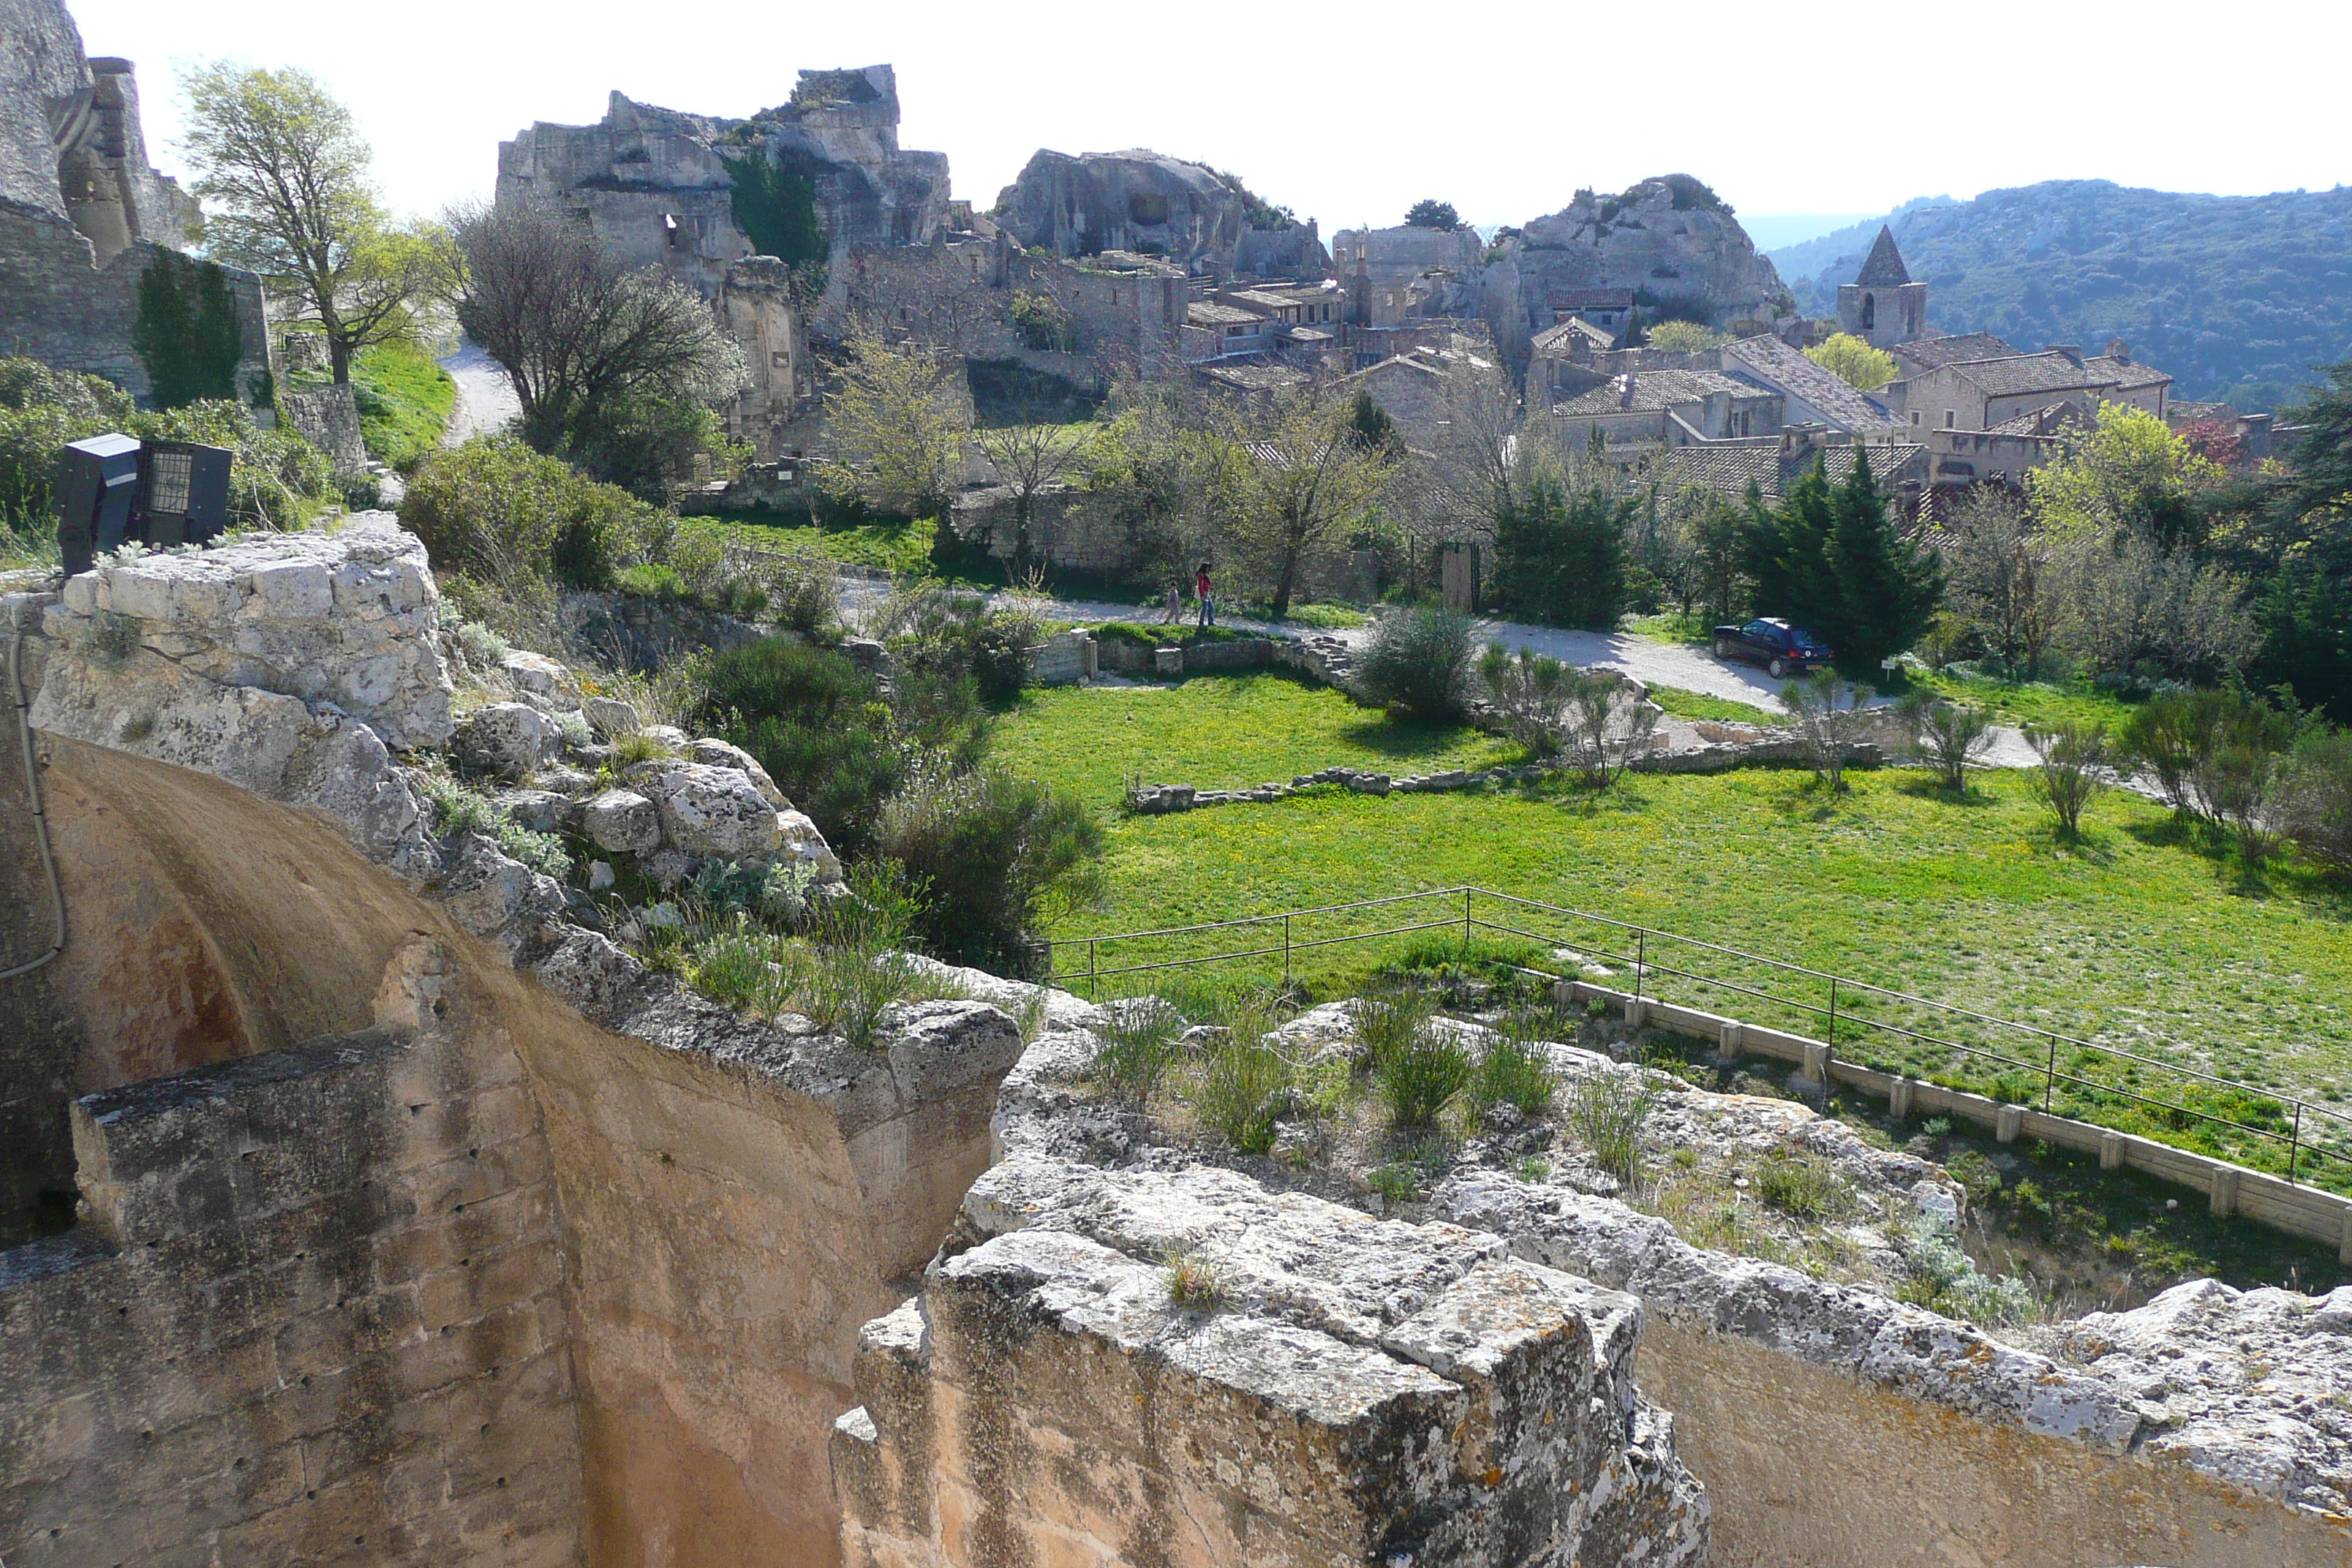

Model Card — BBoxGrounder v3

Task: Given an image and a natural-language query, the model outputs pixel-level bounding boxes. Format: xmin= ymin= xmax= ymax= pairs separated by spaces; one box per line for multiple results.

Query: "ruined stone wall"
xmin=1635 ymin=1318 xmax=2347 ymax=1567
xmin=0 ymin=936 xmax=584 ymax=1568
xmin=0 ymin=211 xmax=271 ymax=406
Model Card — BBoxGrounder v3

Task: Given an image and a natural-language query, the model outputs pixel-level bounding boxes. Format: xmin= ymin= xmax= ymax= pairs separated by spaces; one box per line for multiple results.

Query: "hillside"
xmin=1771 ymin=181 xmax=2352 ymax=409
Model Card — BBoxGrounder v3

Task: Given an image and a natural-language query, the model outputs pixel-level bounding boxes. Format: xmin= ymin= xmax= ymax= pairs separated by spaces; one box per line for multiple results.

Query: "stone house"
xmin=1662 ymin=429 xmax=1931 ymax=513
xmin=1183 ymin=298 xmax=1271 ymax=360
xmin=1836 ymin=227 xmax=1929 ymax=348
xmin=0 ymin=0 xmax=271 ymax=407
xmin=1888 ymin=330 xmax=2020 ymax=380
xmin=1549 ymin=368 xmax=1784 ymax=450
xmin=1719 ymin=333 xmax=1899 ymax=434
xmin=1547 ymin=287 xmax=1636 ymax=342
xmin=1890 ymin=344 xmax=2172 ymax=432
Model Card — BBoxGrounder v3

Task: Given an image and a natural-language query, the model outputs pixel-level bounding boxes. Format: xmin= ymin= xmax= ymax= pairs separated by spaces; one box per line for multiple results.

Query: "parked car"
xmin=1711 ymin=618 xmax=1835 ymax=679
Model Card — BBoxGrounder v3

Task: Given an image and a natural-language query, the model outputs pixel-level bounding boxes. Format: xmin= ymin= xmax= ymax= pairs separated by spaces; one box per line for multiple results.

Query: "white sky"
xmin=72 ymin=0 xmax=2352 ymax=245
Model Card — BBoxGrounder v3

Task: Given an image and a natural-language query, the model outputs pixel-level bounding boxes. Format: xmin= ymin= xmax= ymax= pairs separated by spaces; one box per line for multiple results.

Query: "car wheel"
xmin=1714 ymin=638 xmax=1730 ymax=658
xmin=1768 ymin=656 xmax=1787 ymax=679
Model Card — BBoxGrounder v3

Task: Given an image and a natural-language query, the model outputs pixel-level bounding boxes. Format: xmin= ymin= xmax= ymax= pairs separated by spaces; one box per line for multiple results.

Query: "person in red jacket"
xmin=1194 ymin=561 xmax=1215 ymax=629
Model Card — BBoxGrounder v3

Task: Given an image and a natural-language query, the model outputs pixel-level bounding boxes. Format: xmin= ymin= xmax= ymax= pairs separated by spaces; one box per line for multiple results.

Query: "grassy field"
xmin=1910 ymin=666 xmax=2140 ymax=732
xmin=287 ymin=342 xmax=456 ymax=471
xmin=996 ymin=674 xmax=2352 ymax=1183
xmin=1646 ymin=684 xmax=1784 ymax=725
xmin=720 ymin=509 xmax=953 ymax=576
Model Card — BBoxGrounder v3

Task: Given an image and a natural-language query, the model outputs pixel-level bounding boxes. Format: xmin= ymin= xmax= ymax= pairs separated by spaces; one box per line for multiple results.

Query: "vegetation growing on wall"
xmin=723 ymin=151 xmax=829 ymax=280
xmin=131 ymin=249 xmax=244 ymax=408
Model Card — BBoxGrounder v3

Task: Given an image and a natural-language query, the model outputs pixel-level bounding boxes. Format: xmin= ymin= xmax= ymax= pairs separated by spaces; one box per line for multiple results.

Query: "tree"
xmin=1404 ymin=200 xmax=1460 ymax=230
xmin=1490 ymin=472 xmax=1631 ymax=628
xmin=180 ymin=64 xmax=445 ymax=385
xmin=1743 ymin=451 xmax=1942 ymax=665
xmin=2027 ymin=402 xmax=2220 ymax=555
xmin=973 ymin=420 xmax=1095 ymax=568
xmin=1896 ymin=693 xmax=1993 ymax=791
xmin=449 ymin=198 xmax=744 ymax=476
xmin=1803 ymin=333 xmax=1897 ymax=392
xmin=815 ymin=329 xmax=966 ymax=520
xmin=2025 ymin=722 xmax=2108 ymax=837
xmin=1941 ymin=487 xmax=2057 ymax=677
xmin=1220 ymin=385 xmax=1393 ymax=619
xmin=1646 ymin=320 xmax=1728 ymax=353
xmin=1780 ymin=671 xmax=1874 ymax=791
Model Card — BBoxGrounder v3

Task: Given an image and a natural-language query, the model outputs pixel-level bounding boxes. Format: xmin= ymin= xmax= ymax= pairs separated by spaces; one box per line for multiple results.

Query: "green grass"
xmin=1909 ymin=666 xmax=2138 ymax=732
xmin=995 ymin=673 xmax=1516 ymax=801
xmin=1621 ymin=611 xmax=1714 ymax=645
xmin=1001 ymin=676 xmax=2352 ymax=1186
xmin=333 ymin=342 xmax=456 ymax=470
xmin=720 ymin=509 xmax=951 ymax=576
xmin=1646 ymin=684 xmax=1783 ymax=726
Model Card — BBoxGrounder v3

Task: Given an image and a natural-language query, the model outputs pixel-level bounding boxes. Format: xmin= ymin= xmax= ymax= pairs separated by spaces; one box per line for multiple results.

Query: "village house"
xmin=1889 ymin=343 xmax=2173 ymax=431
xmin=1549 ymin=367 xmax=1784 ymax=450
xmin=1719 ymin=332 xmax=1900 ymax=434
xmin=1546 ymin=287 xmax=1635 ymax=342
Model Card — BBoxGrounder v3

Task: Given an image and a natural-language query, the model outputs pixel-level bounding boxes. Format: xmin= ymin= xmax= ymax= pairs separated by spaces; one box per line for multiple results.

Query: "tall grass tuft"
xmin=1092 ymin=995 xmax=1183 ymax=1102
xmin=1194 ymin=995 xmax=1293 ymax=1154
xmin=1472 ymin=1012 xmax=1561 ymax=1122
xmin=1561 ymin=1069 xmax=1656 ymax=1184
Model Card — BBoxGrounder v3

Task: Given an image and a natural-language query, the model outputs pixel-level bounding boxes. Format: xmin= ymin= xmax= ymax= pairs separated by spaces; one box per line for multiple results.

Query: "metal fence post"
xmin=1635 ymin=930 xmax=1646 ymax=1002
xmin=2045 ymin=1036 xmax=2057 ymax=1114
xmin=1088 ymin=938 xmax=1098 ymax=1002
xmin=1462 ymin=888 xmax=1472 ymax=963
xmin=1827 ymin=976 xmax=1837 ymax=1045
xmin=2291 ymin=1104 xmax=2302 ymax=1186
xmin=1284 ymin=914 xmax=1292 ymax=990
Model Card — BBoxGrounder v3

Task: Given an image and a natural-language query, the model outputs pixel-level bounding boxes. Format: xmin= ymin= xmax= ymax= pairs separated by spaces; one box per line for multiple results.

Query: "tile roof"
xmin=1723 ymin=334 xmax=1897 ymax=431
xmin=1940 ymin=352 xmax=2110 ymax=397
xmin=1551 ymin=369 xmax=1763 ymax=416
xmin=1987 ymin=400 xmax=2090 ymax=437
xmin=1854 ymin=227 xmax=1911 ymax=287
xmin=1548 ymin=289 xmax=1635 ymax=310
xmin=1893 ymin=332 xmax=2021 ymax=370
xmin=1189 ymin=302 xmax=1265 ymax=327
xmin=1203 ymin=363 xmax=1308 ymax=393
xmin=2081 ymin=353 xmax=2173 ymax=390
xmin=1662 ymin=441 xmax=1929 ymax=501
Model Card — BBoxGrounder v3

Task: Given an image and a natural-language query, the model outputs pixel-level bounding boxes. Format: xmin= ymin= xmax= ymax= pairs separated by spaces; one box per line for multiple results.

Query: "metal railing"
xmin=1049 ymin=886 xmax=2352 ymax=1192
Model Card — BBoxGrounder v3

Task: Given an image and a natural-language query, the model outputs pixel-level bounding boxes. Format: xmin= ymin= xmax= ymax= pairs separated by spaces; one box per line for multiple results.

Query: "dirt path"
xmin=437 ymin=342 xmax=520 ymax=446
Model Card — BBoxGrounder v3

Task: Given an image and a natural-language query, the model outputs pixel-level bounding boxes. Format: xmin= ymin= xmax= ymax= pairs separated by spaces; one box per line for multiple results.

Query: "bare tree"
xmin=1942 ymin=488 xmax=2057 ymax=676
xmin=448 ymin=198 xmax=743 ymax=454
xmin=1780 ymin=671 xmax=1875 ymax=791
xmin=2025 ymin=722 xmax=2109 ymax=837
xmin=1896 ymin=692 xmax=1994 ymax=791
xmin=1219 ymin=383 xmax=1395 ymax=619
xmin=973 ymin=421 xmax=1095 ymax=567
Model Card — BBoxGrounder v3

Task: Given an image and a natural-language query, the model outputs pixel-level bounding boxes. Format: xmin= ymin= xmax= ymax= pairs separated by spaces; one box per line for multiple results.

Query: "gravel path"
xmin=437 ymin=342 xmax=520 ymax=446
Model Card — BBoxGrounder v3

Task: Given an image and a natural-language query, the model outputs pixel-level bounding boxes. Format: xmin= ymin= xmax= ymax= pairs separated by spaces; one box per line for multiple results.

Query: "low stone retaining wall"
xmin=1572 ymin=981 xmax=2352 ymax=1265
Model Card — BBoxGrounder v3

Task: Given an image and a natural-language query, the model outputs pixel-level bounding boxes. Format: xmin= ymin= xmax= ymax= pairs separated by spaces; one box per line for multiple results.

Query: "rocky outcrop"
xmin=1504 ymin=176 xmax=1792 ymax=333
xmin=836 ymin=1155 xmax=1711 ymax=1567
xmin=497 ymin=69 xmax=949 ymax=293
xmin=994 ymin=148 xmax=1325 ymax=279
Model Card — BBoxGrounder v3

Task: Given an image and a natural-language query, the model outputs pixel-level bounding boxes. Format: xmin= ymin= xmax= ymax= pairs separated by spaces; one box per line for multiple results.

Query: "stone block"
xmin=630 ymin=760 xmax=783 ymax=858
xmin=581 ymin=789 xmax=661 ymax=853
xmin=453 ymin=703 xmax=551 ymax=782
xmin=493 ymin=789 xmax=573 ymax=834
xmin=581 ymin=695 xmax=641 ymax=736
xmin=687 ymin=736 xmax=791 ymax=808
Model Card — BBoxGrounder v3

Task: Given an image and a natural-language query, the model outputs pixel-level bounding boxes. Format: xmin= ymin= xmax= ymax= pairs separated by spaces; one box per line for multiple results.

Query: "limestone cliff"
xmin=1502 ymin=174 xmax=1793 ymax=333
xmin=497 ymin=67 xmax=950 ymax=295
xmin=995 ymin=147 xmax=1325 ymax=279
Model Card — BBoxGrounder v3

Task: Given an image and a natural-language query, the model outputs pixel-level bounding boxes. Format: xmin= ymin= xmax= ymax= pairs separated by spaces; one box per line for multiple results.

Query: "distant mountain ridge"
xmin=1768 ymin=181 xmax=2352 ymax=410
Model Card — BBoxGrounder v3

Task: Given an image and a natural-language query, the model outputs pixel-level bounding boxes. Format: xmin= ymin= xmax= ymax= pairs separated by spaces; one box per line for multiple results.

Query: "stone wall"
xmin=834 ymin=1156 xmax=1711 ymax=1567
xmin=283 ymin=382 xmax=369 ymax=471
xmin=0 ymin=940 xmax=585 ymax=1568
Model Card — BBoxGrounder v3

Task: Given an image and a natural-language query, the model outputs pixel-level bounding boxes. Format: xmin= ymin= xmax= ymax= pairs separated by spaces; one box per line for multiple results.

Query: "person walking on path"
xmin=1159 ymin=576 xmax=1184 ymax=624
xmin=1195 ymin=562 xmax=1215 ymax=629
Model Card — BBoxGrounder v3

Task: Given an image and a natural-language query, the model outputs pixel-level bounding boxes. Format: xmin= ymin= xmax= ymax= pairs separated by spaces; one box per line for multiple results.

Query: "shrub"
xmin=1491 ymin=475 xmax=1632 ymax=630
xmin=1780 ymin=670 xmax=1874 ymax=791
xmin=2024 ymin=720 xmax=2108 ymax=837
xmin=1753 ymin=1148 xmax=1853 ymax=1221
xmin=1091 ymin=996 xmax=1183 ymax=1102
xmin=1374 ymin=1022 xmax=1475 ymax=1131
xmin=1357 ymin=602 xmax=1474 ymax=720
xmin=403 ymin=436 xmax=662 ymax=588
xmin=1893 ymin=1218 xmax=2038 ymax=1326
xmin=1477 ymin=644 xmax=1572 ymax=755
xmin=876 ymin=759 xmax=1104 ymax=972
xmin=1558 ymin=671 xmax=1658 ymax=791
xmin=1352 ymin=986 xmax=1438 ymax=1069
xmin=1474 ymin=1015 xmax=1560 ymax=1120
xmin=2276 ymin=725 xmax=2352 ymax=870
xmin=1194 ymin=1004 xmax=1293 ymax=1155
xmin=1561 ymin=1070 xmax=1656 ymax=1184
xmin=702 ymin=638 xmax=906 ymax=859
xmin=1897 ymin=693 xmax=1993 ymax=791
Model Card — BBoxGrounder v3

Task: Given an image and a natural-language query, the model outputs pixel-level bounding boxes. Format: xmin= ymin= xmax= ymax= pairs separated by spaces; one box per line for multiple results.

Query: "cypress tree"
xmin=1826 ymin=448 xmax=1944 ymax=664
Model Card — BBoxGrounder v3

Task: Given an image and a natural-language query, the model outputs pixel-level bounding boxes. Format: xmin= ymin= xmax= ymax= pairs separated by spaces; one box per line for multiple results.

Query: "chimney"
xmin=2106 ymin=338 xmax=2130 ymax=363
xmin=1618 ymin=373 xmax=1636 ymax=410
xmin=2046 ymin=344 xmax=2083 ymax=367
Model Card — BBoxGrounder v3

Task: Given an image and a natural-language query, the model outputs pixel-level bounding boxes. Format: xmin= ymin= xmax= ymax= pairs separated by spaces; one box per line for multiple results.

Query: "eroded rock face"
xmin=1506 ymin=177 xmax=1790 ymax=331
xmin=39 ymin=515 xmax=451 ymax=749
xmin=837 ymin=1156 xmax=1711 ymax=1568
xmin=453 ymin=701 xmax=551 ymax=781
xmin=627 ymin=759 xmax=783 ymax=859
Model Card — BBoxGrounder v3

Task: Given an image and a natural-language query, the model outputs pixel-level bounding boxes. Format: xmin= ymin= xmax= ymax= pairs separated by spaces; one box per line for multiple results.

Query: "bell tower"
xmin=1836 ymin=226 xmax=1928 ymax=347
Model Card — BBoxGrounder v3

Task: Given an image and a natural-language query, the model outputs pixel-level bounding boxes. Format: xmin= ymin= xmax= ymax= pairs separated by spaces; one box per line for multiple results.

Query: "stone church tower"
xmin=1837 ymin=226 xmax=1927 ymax=347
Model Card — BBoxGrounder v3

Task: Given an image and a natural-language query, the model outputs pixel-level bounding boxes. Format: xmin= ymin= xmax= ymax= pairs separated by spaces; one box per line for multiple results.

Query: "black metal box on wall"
xmin=53 ymin=433 xmax=231 ymax=576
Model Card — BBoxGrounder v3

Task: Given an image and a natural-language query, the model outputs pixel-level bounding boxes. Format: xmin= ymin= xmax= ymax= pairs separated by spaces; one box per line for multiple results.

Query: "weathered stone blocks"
xmin=628 ymin=760 xmax=783 ymax=859
xmin=581 ymin=789 xmax=661 ymax=853
xmin=453 ymin=702 xmax=551 ymax=781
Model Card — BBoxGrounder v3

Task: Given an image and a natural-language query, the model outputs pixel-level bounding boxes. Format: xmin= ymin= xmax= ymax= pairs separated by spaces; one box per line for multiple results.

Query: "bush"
xmin=403 ymin=436 xmax=663 ymax=588
xmin=1471 ymin=1025 xmax=1559 ymax=1124
xmin=1091 ymin=996 xmax=1183 ymax=1102
xmin=1194 ymin=1009 xmax=1293 ymax=1156
xmin=1373 ymin=1021 xmax=1475 ymax=1131
xmin=1780 ymin=670 xmax=1874 ymax=791
xmin=1561 ymin=1071 xmax=1656 ymax=1184
xmin=1357 ymin=602 xmax=1474 ymax=720
xmin=1490 ymin=475 xmax=1632 ymax=630
xmin=704 ymin=638 xmax=907 ymax=860
xmin=1753 ymin=1148 xmax=1853 ymax=1220
xmin=876 ymin=759 xmax=1103 ymax=972
xmin=2277 ymin=725 xmax=2352 ymax=870
xmin=2025 ymin=720 xmax=2109 ymax=837
xmin=1897 ymin=692 xmax=1993 ymax=791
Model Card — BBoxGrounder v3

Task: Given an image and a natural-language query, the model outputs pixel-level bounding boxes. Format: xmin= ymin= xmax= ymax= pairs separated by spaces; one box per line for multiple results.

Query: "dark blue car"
xmin=1711 ymin=618 xmax=1835 ymax=679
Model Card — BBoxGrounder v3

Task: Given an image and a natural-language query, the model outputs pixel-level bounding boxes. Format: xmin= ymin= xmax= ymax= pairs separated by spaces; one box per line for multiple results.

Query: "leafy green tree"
xmin=815 ymin=329 xmax=967 ymax=521
xmin=1804 ymin=332 xmax=1898 ymax=392
xmin=179 ymin=63 xmax=446 ymax=384
xmin=1404 ymin=200 xmax=1460 ymax=230
xmin=2027 ymin=402 xmax=2220 ymax=554
xmin=1646 ymin=320 xmax=1728 ymax=353
xmin=1221 ymin=385 xmax=1393 ymax=619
